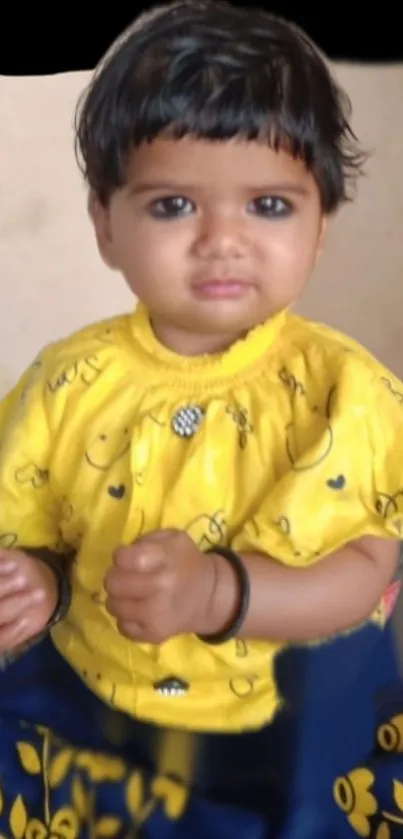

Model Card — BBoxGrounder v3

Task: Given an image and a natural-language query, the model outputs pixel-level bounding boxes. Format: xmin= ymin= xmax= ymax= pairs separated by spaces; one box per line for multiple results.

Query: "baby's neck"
xmin=149 ymin=316 xmax=258 ymax=358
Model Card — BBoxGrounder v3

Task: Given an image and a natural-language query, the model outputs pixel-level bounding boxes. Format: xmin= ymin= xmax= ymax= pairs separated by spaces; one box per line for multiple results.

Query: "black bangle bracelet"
xmin=28 ymin=549 xmax=72 ymax=628
xmin=197 ymin=546 xmax=250 ymax=645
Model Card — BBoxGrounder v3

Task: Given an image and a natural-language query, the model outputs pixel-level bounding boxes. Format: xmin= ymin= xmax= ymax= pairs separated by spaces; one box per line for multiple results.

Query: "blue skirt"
xmin=0 ymin=622 xmax=401 ymax=838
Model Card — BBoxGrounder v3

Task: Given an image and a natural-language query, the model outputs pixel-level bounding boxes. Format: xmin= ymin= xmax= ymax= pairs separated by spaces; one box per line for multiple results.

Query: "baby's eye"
xmin=248 ymin=196 xmax=293 ymax=218
xmin=150 ymin=196 xmax=195 ymax=218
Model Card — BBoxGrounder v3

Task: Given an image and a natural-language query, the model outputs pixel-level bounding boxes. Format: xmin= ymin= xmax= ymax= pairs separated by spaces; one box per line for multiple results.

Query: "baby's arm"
xmin=208 ymin=535 xmax=399 ymax=641
xmin=216 ymin=359 xmax=403 ymax=642
xmin=0 ymin=353 xmax=70 ymax=656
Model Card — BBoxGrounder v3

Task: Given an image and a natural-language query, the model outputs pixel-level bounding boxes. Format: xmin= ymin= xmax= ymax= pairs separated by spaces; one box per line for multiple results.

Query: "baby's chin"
xmin=148 ymin=296 xmax=277 ymax=356
xmin=187 ymin=295 xmax=272 ymax=334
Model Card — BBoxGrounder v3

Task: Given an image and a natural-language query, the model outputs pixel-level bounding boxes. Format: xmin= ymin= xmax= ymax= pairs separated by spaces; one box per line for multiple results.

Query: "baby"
xmin=0 ymin=0 xmax=402 ymax=820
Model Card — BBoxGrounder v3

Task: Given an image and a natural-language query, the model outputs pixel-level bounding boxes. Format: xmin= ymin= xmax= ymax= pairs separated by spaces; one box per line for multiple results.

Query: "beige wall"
xmin=0 ymin=64 xmax=402 ymax=395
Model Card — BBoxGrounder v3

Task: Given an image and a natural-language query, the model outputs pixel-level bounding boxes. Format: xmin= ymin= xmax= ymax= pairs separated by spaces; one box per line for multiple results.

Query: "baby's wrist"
xmin=37 ymin=561 xmax=59 ymax=609
xmin=196 ymin=551 xmax=241 ymax=638
xmin=33 ymin=551 xmax=72 ymax=627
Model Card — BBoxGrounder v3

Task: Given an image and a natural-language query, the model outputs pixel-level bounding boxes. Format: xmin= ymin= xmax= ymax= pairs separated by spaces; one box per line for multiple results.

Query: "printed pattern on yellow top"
xmin=0 ymin=305 xmax=402 ymax=733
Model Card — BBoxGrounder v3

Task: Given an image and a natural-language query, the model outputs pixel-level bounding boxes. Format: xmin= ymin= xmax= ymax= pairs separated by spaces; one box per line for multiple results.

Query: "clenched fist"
xmin=0 ymin=549 xmax=59 ymax=653
xmin=104 ymin=529 xmax=233 ymax=644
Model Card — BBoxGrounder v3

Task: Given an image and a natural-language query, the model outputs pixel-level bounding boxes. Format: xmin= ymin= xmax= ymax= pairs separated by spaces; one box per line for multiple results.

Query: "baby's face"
xmin=90 ymin=136 xmax=327 ymax=355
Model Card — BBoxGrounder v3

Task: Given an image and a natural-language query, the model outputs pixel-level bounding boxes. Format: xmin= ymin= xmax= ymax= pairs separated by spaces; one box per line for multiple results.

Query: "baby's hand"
xmin=104 ymin=530 xmax=217 ymax=644
xmin=0 ymin=548 xmax=58 ymax=653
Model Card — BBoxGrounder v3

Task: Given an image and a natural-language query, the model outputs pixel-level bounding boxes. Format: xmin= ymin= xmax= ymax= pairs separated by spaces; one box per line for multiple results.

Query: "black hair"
xmin=75 ymin=0 xmax=366 ymax=211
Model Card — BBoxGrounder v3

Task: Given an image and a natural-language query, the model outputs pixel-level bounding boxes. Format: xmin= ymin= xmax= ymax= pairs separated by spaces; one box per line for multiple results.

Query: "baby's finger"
xmin=0 ymin=618 xmax=31 ymax=654
xmin=0 ymin=570 xmax=29 ymax=599
xmin=106 ymin=590 xmax=160 ymax=621
xmin=0 ymin=592 xmax=43 ymax=627
xmin=106 ymin=596 xmax=137 ymax=621
xmin=0 ymin=553 xmax=18 ymax=574
xmin=113 ymin=544 xmax=166 ymax=573
xmin=116 ymin=619 xmax=148 ymax=642
xmin=104 ymin=567 xmax=157 ymax=599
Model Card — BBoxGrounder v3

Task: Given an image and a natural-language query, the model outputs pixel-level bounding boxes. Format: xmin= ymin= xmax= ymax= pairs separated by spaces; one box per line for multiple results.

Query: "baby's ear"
xmin=88 ymin=191 xmax=119 ymax=271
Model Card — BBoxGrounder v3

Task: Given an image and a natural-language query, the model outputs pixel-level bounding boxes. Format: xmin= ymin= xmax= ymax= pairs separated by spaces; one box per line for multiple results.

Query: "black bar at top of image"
xmin=0 ymin=2 xmax=402 ymax=75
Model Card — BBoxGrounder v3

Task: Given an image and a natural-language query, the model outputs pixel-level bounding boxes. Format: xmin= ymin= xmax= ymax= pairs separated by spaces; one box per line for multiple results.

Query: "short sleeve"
xmin=232 ymin=358 xmax=403 ymax=565
xmin=0 ymin=352 xmax=61 ymax=552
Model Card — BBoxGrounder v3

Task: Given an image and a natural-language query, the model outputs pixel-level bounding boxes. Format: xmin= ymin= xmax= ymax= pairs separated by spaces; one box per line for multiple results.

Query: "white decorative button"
xmin=153 ymin=677 xmax=190 ymax=697
xmin=171 ymin=405 xmax=204 ymax=438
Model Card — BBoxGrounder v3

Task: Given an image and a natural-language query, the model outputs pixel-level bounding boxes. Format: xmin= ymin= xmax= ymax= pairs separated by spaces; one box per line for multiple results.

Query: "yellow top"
xmin=1 ymin=305 xmax=403 ymax=732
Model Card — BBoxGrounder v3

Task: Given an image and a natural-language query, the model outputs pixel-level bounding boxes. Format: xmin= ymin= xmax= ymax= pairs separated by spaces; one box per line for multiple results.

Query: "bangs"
xmin=130 ymin=73 xmax=316 ymax=167
xmin=95 ymin=53 xmax=326 ymax=182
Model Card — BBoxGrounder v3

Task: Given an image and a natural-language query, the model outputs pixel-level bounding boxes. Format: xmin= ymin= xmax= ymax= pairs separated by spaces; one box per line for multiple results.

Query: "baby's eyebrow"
xmin=128 ymin=181 xmax=193 ymax=196
xmin=128 ymin=181 xmax=310 ymax=196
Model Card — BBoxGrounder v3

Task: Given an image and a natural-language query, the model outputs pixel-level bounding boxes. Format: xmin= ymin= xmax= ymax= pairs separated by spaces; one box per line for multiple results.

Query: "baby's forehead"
xmin=123 ymin=135 xmax=316 ymax=194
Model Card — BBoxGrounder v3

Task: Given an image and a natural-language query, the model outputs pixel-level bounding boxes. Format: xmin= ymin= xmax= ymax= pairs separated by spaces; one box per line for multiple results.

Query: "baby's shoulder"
xmin=33 ymin=313 xmax=132 ymax=389
xmin=42 ymin=313 xmax=132 ymax=367
xmin=278 ymin=314 xmax=403 ymax=412
xmin=8 ymin=314 xmax=136 ymax=423
xmin=284 ymin=314 xmax=401 ymax=382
